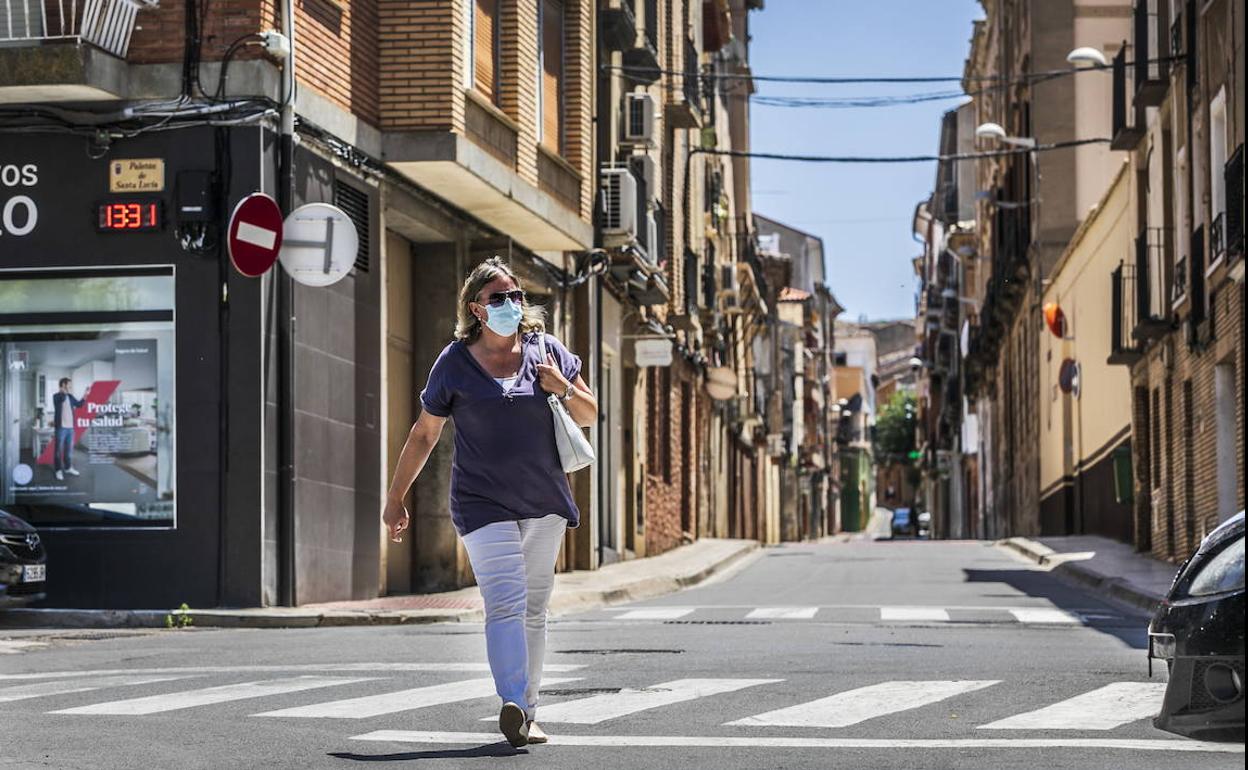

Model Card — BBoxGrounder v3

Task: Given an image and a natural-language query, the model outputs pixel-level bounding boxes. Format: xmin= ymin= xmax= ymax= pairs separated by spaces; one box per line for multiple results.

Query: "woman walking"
xmin=381 ymin=257 xmax=597 ymax=748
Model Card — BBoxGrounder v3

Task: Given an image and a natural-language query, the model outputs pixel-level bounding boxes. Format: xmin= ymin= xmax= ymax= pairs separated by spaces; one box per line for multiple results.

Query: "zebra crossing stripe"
xmin=0 ymin=675 xmax=195 ymax=703
xmin=348 ymin=730 xmax=1244 ymax=753
xmin=614 ymin=608 xmax=695 ymax=620
xmin=978 ymin=682 xmax=1168 ymax=730
xmin=0 ymin=663 xmax=584 ymax=682
xmin=1008 ymin=608 xmax=1080 ymax=624
xmin=255 ymin=677 xmax=580 ymax=719
xmin=879 ymin=607 xmax=951 ymax=622
xmin=50 ymin=676 xmax=376 ymax=716
xmin=727 ymin=680 xmax=1000 ymax=728
xmin=746 ymin=607 xmax=819 ymax=620
xmin=535 ymin=678 xmax=782 ymax=724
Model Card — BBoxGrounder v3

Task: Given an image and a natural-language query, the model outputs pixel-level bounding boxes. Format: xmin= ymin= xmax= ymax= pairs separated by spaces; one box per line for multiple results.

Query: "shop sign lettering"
xmin=0 ymin=163 xmax=39 ymax=238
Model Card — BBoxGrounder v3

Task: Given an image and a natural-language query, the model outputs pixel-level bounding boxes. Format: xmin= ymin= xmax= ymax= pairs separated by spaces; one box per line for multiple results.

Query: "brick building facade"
xmin=1108 ymin=0 xmax=1245 ymax=561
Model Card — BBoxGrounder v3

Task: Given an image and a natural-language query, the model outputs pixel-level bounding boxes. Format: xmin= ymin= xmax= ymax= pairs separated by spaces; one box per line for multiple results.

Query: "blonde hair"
xmin=455 ymin=256 xmax=546 ymax=343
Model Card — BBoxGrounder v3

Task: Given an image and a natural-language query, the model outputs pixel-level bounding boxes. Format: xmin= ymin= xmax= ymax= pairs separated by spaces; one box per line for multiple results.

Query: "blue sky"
xmin=748 ymin=0 xmax=982 ymax=321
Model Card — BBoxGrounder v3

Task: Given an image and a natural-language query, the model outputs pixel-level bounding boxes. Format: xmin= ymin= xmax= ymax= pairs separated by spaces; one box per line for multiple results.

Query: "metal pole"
xmin=276 ymin=0 xmax=297 ymax=607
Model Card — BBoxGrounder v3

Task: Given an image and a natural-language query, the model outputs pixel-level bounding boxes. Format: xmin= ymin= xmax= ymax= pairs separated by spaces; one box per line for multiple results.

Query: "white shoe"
xmin=498 ymin=702 xmax=529 ymax=748
xmin=66 ymin=468 xmax=80 ymax=477
xmin=55 ymin=471 xmax=64 ymax=481
xmin=526 ymin=720 xmax=548 ymax=744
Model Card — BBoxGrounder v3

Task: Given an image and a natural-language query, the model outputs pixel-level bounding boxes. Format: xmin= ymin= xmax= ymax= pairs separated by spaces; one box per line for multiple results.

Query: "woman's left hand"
xmin=536 ymin=354 xmax=571 ymax=396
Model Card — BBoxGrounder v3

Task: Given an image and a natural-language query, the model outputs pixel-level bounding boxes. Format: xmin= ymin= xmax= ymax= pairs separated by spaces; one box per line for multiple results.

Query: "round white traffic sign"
xmin=278 ymin=203 xmax=359 ymax=287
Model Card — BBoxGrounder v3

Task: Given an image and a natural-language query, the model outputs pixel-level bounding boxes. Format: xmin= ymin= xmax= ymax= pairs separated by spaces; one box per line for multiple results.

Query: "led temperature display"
xmin=97 ymin=201 xmax=163 ymax=232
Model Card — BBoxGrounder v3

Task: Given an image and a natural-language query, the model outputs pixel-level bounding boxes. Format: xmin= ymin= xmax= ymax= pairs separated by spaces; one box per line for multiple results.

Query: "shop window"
xmin=0 ymin=268 xmax=176 ymax=528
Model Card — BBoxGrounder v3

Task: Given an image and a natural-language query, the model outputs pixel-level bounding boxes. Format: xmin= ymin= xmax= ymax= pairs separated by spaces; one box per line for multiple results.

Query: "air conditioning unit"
xmin=630 ymin=154 xmax=657 ymax=199
xmin=599 ymin=164 xmax=638 ymax=239
xmin=624 ymin=93 xmax=657 ymax=145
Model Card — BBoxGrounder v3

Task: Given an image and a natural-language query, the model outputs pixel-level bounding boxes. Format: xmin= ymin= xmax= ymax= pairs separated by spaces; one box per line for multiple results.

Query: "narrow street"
xmin=3 ymin=540 xmax=1239 ymax=769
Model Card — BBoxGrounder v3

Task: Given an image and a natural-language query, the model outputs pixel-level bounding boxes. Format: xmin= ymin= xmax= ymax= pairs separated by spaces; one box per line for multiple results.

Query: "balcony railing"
xmin=1111 ymin=44 xmax=1145 ymax=149
xmin=683 ymin=37 xmax=702 ymax=114
xmin=1211 ymin=212 xmax=1226 ymax=264
xmin=621 ymin=0 xmax=660 ymax=83
xmin=1133 ymin=226 xmax=1170 ymax=339
xmin=1109 ymin=261 xmax=1142 ymax=365
xmin=1226 ymin=145 xmax=1244 ymax=259
xmin=1171 ymin=256 xmax=1188 ymax=304
xmin=666 ymin=36 xmax=703 ymax=128
xmin=0 ymin=0 xmax=148 ymax=58
xmin=1189 ymin=224 xmax=1206 ymax=328
xmin=1133 ymin=0 xmax=1167 ymax=105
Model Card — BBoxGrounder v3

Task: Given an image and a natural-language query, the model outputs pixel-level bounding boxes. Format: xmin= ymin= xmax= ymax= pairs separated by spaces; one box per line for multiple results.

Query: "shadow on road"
xmin=329 ymin=743 xmax=524 ymax=761
xmin=963 ymin=568 xmax=1149 ymax=650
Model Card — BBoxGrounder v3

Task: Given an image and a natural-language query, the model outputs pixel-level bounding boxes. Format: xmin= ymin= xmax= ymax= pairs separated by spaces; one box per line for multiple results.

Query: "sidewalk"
xmin=0 ymin=538 xmax=759 ymax=630
xmin=1000 ymin=534 xmax=1181 ymax=614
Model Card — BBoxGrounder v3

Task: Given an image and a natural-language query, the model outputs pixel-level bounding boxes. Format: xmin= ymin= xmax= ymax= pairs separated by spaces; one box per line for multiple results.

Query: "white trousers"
xmin=460 ymin=514 xmax=567 ymax=719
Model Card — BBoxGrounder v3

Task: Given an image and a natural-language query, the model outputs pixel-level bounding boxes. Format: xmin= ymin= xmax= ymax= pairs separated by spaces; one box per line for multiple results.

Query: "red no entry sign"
xmin=227 ymin=193 xmax=284 ymax=277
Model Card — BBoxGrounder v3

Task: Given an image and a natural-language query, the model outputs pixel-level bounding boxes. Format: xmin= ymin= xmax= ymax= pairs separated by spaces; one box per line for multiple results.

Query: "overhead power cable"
xmin=749 ymin=91 xmax=969 ymax=109
xmin=692 ymin=137 xmax=1110 ymax=164
xmin=602 ymin=55 xmax=1177 ymax=87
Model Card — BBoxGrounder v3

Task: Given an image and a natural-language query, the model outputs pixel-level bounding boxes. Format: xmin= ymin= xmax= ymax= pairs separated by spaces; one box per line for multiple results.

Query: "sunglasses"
xmin=480 ymin=290 xmax=525 ymax=308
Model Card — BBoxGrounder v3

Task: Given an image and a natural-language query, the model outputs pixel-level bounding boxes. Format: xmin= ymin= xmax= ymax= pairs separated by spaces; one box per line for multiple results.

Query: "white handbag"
xmin=539 ymin=333 xmax=595 ymax=473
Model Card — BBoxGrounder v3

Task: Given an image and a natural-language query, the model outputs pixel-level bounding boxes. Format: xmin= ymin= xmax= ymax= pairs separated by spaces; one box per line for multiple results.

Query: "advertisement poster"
xmin=1 ymin=327 xmax=175 ymax=526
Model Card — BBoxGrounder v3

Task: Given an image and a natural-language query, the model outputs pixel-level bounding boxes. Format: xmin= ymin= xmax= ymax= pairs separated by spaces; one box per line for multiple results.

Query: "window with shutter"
xmin=540 ymin=0 xmax=565 ymax=154
xmin=474 ymin=0 xmax=500 ymax=104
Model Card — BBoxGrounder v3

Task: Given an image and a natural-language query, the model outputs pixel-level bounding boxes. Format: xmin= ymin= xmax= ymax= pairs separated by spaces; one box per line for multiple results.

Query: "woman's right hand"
xmin=382 ymin=496 xmax=410 ymax=543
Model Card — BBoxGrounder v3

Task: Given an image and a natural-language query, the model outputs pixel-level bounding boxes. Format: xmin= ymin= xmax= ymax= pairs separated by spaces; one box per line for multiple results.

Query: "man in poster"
xmin=52 ymin=377 xmax=83 ymax=481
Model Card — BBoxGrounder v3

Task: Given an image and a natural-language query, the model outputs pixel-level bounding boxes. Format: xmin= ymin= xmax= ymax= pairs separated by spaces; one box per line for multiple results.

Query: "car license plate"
xmin=21 ymin=564 xmax=45 ymax=583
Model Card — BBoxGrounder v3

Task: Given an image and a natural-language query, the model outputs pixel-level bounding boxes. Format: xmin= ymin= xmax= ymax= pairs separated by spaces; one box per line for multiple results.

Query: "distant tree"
xmin=875 ymin=390 xmax=917 ymax=461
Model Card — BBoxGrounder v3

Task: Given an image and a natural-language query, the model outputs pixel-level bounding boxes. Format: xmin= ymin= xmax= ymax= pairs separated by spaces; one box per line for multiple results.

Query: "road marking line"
xmin=50 ymin=676 xmax=375 ymax=715
xmin=614 ymin=608 xmax=696 ymax=620
xmin=880 ymin=607 xmax=951 ymax=622
xmin=347 ymin=730 xmax=1243 ymax=753
xmin=0 ymin=640 xmax=49 ymax=654
xmin=255 ymin=677 xmax=580 ymax=719
xmin=0 ymin=663 xmax=584 ymax=682
xmin=534 ymin=679 xmax=782 ymax=724
xmin=1008 ymin=608 xmax=1080 ymax=624
xmin=0 ymin=675 xmax=195 ymax=703
xmin=746 ymin=607 xmax=819 ymax=620
xmin=728 ymin=680 xmax=1000 ymax=728
xmin=978 ymin=682 xmax=1168 ymax=730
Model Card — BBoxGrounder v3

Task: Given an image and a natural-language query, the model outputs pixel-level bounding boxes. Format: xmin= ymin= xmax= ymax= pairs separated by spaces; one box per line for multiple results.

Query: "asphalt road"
xmin=2 ymin=540 xmax=1242 ymax=770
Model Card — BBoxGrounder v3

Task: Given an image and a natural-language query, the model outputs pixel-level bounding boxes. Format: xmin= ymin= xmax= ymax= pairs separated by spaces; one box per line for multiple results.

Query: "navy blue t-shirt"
xmin=420 ymin=332 xmax=582 ymax=536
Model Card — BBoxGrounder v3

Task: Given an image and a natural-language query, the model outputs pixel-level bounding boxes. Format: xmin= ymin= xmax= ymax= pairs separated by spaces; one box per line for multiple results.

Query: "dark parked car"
xmin=1148 ymin=510 xmax=1244 ymax=741
xmin=0 ymin=508 xmax=46 ymax=608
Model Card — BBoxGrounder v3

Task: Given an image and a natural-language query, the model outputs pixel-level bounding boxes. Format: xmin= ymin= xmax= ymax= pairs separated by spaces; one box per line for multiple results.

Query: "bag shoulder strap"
xmin=537 ymin=331 xmax=548 ymax=361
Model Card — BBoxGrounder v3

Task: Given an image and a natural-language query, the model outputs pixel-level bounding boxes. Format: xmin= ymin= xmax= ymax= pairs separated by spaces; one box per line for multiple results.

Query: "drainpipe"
xmin=276 ymin=0 xmax=297 ymax=606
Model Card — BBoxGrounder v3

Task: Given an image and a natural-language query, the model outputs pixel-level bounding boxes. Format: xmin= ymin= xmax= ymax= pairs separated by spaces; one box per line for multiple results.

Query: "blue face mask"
xmin=483 ymin=299 xmax=523 ymax=337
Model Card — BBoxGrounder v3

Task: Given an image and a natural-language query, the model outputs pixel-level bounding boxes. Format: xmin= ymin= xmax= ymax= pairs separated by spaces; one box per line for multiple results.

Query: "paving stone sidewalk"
xmin=0 ymin=538 xmax=759 ymax=630
xmin=1001 ymin=534 xmax=1181 ymax=614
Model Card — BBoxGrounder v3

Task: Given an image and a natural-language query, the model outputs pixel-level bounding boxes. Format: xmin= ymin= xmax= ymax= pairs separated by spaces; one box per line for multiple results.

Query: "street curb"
xmin=0 ymin=541 xmax=758 ymax=630
xmin=547 ymin=540 xmax=760 ymax=617
xmin=998 ymin=537 xmax=1165 ymax=615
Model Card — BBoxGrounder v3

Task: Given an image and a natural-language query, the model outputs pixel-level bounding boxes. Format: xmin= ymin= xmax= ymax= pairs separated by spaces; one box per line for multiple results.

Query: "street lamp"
xmin=1066 ymin=46 xmax=1108 ymax=68
xmin=975 ymin=122 xmax=1035 ymax=149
